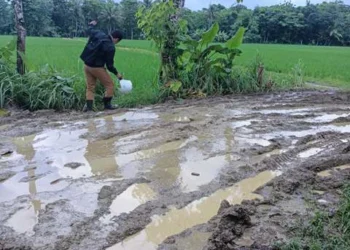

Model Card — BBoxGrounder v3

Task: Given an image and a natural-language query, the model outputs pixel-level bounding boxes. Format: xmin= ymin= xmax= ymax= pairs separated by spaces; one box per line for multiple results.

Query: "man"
xmin=80 ymin=20 xmax=123 ymax=112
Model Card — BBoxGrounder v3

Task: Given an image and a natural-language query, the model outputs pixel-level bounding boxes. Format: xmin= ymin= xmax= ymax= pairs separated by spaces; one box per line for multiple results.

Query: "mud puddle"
xmin=5 ymin=201 xmax=39 ymax=235
xmin=305 ymin=113 xmax=350 ymax=123
xmin=298 ymin=147 xmax=324 ymax=158
xmin=100 ymin=183 xmax=156 ymax=224
xmin=107 ymin=171 xmax=281 ymax=250
xmin=318 ymin=164 xmax=350 ymax=177
xmin=1 ymin=90 xmax=350 ymax=249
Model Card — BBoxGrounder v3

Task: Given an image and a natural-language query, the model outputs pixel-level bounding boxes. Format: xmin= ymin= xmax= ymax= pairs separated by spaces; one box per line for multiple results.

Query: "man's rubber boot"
xmin=103 ymin=97 xmax=118 ymax=110
xmin=83 ymin=100 xmax=93 ymax=112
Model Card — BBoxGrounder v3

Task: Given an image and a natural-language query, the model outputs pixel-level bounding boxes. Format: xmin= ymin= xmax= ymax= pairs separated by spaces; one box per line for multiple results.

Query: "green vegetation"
xmin=114 ymin=39 xmax=350 ymax=87
xmin=1 ymin=0 xmax=350 ymax=47
xmin=277 ymin=185 xmax=350 ymax=250
xmin=0 ymin=34 xmax=348 ymax=111
xmin=1 ymin=0 xmax=349 ymax=111
xmin=1 ymin=36 xmax=349 ymax=88
xmin=0 ymin=37 xmax=160 ymax=110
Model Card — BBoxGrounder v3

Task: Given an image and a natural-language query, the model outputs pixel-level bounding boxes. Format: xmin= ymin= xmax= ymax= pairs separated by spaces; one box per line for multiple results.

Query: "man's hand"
xmin=89 ymin=20 xmax=97 ymax=26
xmin=117 ymin=73 xmax=123 ymax=80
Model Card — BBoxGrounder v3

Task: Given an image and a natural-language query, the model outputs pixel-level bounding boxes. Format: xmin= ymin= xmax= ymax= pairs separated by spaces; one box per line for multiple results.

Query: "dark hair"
xmin=111 ymin=30 xmax=123 ymax=40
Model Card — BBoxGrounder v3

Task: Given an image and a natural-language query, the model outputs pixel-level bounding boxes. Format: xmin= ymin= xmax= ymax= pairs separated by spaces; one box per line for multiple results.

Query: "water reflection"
xmin=85 ymin=117 xmax=120 ymax=177
xmin=108 ymin=171 xmax=281 ymax=250
xmin=5 ymin=135 xmax=41 ymax=234
xmin=100 ymin=183 xmax=156 ymax=224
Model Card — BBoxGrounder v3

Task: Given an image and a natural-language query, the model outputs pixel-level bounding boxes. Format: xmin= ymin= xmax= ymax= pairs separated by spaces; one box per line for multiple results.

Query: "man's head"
xmin=111 ymin=30 xmax=123 ymax=44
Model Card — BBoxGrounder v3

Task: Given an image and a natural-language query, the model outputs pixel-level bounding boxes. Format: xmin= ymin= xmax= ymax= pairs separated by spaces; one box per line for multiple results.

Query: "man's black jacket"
xmin=80 ymin=25 xmax=119 ymax=75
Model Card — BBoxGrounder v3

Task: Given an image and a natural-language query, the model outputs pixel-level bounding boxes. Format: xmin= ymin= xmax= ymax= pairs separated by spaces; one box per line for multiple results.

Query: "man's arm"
xmin=106 ymin=47 xmax=123 ymax=79
xmin=86 ymin=20 xmax=99 ymax=40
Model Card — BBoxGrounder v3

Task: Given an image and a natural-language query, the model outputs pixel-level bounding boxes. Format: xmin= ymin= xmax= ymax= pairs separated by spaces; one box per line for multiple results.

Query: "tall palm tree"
xmin=100 ymin=0 xmax=119 ymax=34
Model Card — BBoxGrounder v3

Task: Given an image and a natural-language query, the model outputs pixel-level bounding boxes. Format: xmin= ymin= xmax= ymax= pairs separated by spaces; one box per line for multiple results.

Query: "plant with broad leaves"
xmin=137 ymin=0 xmax=247 ymax=97
xmin=177 ymin=24 xmax=245 ymax=95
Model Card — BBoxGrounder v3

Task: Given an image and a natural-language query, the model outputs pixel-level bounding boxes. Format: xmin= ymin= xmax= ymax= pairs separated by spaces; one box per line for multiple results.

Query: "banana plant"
xmin=177 ymin=24 xmax=245 ymax=93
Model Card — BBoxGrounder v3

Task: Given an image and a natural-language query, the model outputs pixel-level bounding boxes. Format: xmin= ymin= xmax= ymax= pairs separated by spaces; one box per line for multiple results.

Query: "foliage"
xmin=190 ymin=29 xmax=205 ymax=40
xmin=215 ymin=31 xmax=229 ymax=42
xmin=0 ymin=38 xmax=16 ymax=64
xmin=174 ymin=25 xmax=246 ymax=96
xmin=0 ymin=0 xmax=13 ymax=35
xmin=0 ymin=37 xmax=161 ymax=110
xmin=278 ymin=185 xmax=350 ymax=250
xmin=0 ymin=38 xmax=17 ymax=108
xmin=2 ymin=36 xmax=349 ymax=101
xmin=136 ymin=1 xmax=185 ymax=50
xmin=0 ymin=39 xmax=85 ymax=110
xmin=291 ymin=59 xmax=305 ymax=88
xmin=17 ymin=67 xmax=85 ymax=110
xmin=136 ymin=0 xmax=279 ymax=98
xmin=2 ymin=0 xmax=350 ymax=45
xmin=136 ymin=0 xmax=188 ymax=82
xmin=180 ymin=1 xmax=350 ymax=46
xmin=247 ymin=52 xmax=274 ymax=91
xmin=121 ymin=0 xmax=140 ymax=39
xmin=0 ymin=66 xmax=86 ymax=111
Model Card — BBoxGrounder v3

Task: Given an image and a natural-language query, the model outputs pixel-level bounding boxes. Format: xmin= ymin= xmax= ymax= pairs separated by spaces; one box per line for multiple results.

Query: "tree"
xmin=22 ymin=0 xmax=55 ymax=36
xmin=13 ymin=0 xmax=26 ymax=74
xmin=67 ymin=0 xmax=85 ymax=37
xmin=52 ymin=0 xmax=71 ymax=36
xmin=82 ymin=0 xmax=104 ymax=22
xmin=0 ymin=0 xmax=13 ymax=34
xmin=1 ymin=0 xmax=349 ymax=46
xmin=120 ymin=0 xmax=139 ymax=39
xmin=100 ymin=0 xmax=120 ymax=34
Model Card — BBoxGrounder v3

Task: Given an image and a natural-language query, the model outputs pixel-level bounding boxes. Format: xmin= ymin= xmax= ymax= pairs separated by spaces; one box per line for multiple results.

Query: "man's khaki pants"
xmin=84 ymin=65 xmax=114 ymax=100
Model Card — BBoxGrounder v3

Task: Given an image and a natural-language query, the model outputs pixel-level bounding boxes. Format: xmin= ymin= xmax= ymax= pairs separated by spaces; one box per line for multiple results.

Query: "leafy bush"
xmin=0 ymin=63 xmax=19 ymax=108
xmin=136 ymin=0 xmax=188 ymax=83
xmin=137 ymin=1 xmax=281 ymax=99
xmin=14 ymin=65 xmax=85 ymax=110
xmin=174 ymin=24 xmax=246 ymax=96
xmin=190 ymin=29 xmax=205 ymax=40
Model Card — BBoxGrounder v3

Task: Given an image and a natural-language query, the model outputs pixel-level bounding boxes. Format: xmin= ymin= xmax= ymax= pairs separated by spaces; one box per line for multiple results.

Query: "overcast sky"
xmin=183 ymin=0 xmax=349 ymax=10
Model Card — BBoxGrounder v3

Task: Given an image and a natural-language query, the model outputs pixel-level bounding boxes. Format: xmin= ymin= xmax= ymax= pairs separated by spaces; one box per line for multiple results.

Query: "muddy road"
xmin=1 ymin=90 xmax=350 ymax=250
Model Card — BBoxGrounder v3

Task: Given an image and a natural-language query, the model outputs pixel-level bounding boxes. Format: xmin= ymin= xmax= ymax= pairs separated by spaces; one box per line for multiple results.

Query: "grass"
xmin=0 ymin=36 xmax=349 ymax=109
xmin=92 ymin=39 xmax=350 ymax=88
xmin=277 ymin=185 xmax=350 ymax=250
xmin=1 ymin=36 xmax=350 ymax=86
xmin=238 ymin=44 xmax=350 ymax=88
xmin=0 ymin=36 xmax=160 ymax=108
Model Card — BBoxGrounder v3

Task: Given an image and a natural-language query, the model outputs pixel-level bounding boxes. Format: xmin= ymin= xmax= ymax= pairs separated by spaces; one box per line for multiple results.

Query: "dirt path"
xmin=1 ymin=90 xmax=350 ymax=250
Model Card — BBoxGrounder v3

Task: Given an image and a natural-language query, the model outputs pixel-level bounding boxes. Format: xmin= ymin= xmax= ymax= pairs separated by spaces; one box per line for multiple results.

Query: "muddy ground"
xmin=1 ymin=90 xmax=350 ymax=250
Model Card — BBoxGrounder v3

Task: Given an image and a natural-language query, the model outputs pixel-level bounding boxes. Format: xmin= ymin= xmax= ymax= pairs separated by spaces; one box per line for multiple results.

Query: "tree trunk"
xmin=13 ymin=0 xmax=26 ymax=75
xmin=75 ymin=20 xmax=78 ymax=37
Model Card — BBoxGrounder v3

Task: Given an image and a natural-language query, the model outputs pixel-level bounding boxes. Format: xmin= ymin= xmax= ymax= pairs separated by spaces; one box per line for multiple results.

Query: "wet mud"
xmin=1 ymin=90 xmax=350 ymax=250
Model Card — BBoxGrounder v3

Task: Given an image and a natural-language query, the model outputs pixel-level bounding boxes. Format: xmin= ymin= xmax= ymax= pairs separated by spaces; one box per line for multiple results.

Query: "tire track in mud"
xmin=0 ymin=90 xmax=350 ymax=250
xmin=160 ymin=135 xmax=350 ymax=250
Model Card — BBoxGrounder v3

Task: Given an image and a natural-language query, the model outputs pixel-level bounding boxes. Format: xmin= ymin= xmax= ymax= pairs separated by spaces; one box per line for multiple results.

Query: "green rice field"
xmin=1 ymin=36 xmax=349 ymax=98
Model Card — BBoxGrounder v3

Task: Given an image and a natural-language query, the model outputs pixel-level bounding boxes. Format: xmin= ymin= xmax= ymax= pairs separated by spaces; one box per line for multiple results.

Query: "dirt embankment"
xmin=1 ymin=90 xmax=350 ymax=250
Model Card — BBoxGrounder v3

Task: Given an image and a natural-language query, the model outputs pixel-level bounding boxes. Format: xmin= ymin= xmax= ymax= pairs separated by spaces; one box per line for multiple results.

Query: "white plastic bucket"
xmin=119 ymin=79 xmax=133 ymax=94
